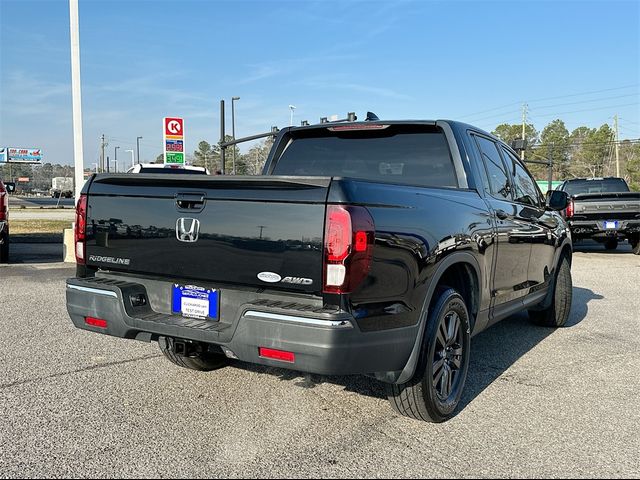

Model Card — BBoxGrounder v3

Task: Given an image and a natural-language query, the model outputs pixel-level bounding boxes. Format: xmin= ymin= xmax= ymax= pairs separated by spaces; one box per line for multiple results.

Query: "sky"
xmin=0 ymin=0 xmax=639 ymax=168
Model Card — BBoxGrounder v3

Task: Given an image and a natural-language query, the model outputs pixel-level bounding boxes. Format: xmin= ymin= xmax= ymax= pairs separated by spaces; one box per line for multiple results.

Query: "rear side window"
xmin=473 ymin=135 xmax=511 ymax=200
xmin=271 ymin=127 xmax=458 ymax=188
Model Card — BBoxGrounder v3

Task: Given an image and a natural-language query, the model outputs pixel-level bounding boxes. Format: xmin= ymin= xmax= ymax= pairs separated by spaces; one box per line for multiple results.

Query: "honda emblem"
xmin=176 ymin=218 xmax=200 ymax=243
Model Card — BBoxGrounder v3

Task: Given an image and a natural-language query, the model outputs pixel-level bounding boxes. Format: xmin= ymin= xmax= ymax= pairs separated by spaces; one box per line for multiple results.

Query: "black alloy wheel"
xmin=432 ymin=310 xmax=464 ymax=401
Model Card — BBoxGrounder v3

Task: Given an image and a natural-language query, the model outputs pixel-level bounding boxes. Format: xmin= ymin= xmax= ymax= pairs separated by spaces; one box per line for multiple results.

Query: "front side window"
xmin=473 ymin=135 xmax=511 ymax=200
xmin=502 ymin=147 xmax=542 ymax=207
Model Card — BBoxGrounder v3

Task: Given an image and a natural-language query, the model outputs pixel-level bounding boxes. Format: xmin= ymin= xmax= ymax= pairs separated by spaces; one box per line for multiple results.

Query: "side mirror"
xmin=546 ymin=190 xmax=569 ymax=211
xmin=4 ymin=182 xmax=16 ymax=194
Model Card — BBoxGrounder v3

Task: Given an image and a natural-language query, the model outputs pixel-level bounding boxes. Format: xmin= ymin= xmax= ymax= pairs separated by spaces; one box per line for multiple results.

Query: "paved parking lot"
xmin=1 ymin=243 xmax=638 ymax=478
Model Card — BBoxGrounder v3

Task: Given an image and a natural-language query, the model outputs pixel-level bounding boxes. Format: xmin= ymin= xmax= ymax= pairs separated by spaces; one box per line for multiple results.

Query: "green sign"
xmin=165 ymin=152 xmax=184 ymax=164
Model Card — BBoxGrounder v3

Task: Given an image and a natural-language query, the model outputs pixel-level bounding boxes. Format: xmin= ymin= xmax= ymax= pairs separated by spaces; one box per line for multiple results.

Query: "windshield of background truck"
xmin=563 ymin=179 xmax=629 ymax=196
xmin=272 ymin=127 xmax=458 ymax=188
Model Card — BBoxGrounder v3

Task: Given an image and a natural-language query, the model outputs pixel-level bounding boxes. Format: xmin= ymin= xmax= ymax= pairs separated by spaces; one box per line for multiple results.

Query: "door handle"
xmin=495 ymin=209 xmax=509 ymax=220
xmin=176 ymin=193 xmax=206 ymax=210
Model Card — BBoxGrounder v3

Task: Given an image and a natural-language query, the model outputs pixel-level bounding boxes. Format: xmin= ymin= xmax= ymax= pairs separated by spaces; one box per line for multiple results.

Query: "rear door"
xmin=85 ymin=175 xmax=330 ymax=293
xmin=500 ymin=146 xmax=557 ymax=288
xmin=472 ymin=134 xmax=532 ymax=306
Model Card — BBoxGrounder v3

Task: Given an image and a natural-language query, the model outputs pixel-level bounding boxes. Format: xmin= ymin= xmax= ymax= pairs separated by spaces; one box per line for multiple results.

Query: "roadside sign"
xmin=163 ymin=117 xmax=184 ymax=165
xmin=5 ymin=147 xmax=43 ymax=164
xmin=165 ymin=152 xmax=184 ymax=164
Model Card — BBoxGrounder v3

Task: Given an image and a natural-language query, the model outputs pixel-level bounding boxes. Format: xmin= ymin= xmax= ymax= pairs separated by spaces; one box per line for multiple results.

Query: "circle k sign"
xmin=164 ymin=117 xmax=184 ymax=136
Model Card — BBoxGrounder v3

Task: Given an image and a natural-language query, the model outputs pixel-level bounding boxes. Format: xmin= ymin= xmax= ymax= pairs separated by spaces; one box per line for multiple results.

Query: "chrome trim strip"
xmin=67 ymin=284 xmax=118 ymax=298
xmin=244 ymin=310 xmax=353 ymax=329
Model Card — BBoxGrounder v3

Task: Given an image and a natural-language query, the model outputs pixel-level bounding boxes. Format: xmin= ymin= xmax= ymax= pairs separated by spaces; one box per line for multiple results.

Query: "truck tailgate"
xmin=572 ymin=192 xmax=640 ymax=220
xmin=85 ymin=175 xmax=331 ymax=293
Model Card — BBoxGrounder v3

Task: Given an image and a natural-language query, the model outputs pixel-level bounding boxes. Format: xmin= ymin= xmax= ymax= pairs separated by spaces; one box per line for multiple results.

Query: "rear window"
xmin=271 ymin=126 xmax=458 ymax=188
xmin=562 ymin=178 xmax=629 ymax=195
xmin=138 ymin=167 xmax=206 ymax=175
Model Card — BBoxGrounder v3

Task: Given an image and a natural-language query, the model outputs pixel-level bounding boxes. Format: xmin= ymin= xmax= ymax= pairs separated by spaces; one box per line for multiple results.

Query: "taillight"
xmin=566 ymin=200 xmax=574 ymax=218
xmin=75 ymin=194 xmax=87 ymax=264
xmin=0 ymin=191 xmax=6 ymax=221
xmin=323 ymin=205 xmax=374 ymax=294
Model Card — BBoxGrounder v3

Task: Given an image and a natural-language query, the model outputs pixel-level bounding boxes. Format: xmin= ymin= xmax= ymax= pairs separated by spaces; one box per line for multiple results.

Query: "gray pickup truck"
xmin=558 ymin=177 xmax=640 ymax=254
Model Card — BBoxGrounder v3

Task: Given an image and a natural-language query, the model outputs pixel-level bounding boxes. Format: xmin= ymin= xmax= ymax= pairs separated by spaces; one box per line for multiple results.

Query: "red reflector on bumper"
xmin=85 ymin=317 xmax=107 ymax=328
xmin=259 ymin=347 xmax=295 ymax=363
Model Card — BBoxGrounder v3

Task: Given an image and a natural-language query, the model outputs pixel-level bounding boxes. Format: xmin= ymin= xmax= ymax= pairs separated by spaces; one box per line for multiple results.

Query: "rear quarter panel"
xmin=328 ymin=179 xmax=494 ymax=332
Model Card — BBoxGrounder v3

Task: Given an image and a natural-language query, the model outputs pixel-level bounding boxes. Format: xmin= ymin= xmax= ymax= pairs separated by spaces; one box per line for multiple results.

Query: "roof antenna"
xmin=365 ymin=111 xmax=379 ymax=121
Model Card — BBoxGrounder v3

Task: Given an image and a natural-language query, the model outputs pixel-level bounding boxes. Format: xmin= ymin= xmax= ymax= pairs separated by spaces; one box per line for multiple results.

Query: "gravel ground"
xmin=0 ymin=241 xmax=638 ymax=478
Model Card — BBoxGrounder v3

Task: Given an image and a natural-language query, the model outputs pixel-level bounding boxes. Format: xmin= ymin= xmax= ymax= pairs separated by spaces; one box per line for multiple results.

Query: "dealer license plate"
xmin=171 ymin=284 xmax=219 ymax=320
xmin=605 ymin=221 xmax=618 ymax=229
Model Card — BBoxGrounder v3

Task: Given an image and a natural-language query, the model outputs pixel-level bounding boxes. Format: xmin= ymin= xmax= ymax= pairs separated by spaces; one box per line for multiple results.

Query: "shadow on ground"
xmin=3 ymin=240 xmax=63 ymax=264
xmin=572 ymin=238 xmax=633 ymax=254
xmin=231 ymin=286 xmax=604 ymax=410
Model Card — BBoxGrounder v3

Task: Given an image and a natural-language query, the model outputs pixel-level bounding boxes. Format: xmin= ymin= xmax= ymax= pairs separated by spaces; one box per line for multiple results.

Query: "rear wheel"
xmin=604 ymin=239 xmax=618 ymax=250
xmin=158 ymin=336 xmax=229 ymax=371
xmin=529 ymin=256 xmax=572 ymax=327
xmin=386 ymin=288 xmax=471 ymax=422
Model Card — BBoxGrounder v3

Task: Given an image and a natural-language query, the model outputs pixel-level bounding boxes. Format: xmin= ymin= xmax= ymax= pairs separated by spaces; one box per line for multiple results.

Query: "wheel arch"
xmin=378 ymin=251 xmax=482 ymax=385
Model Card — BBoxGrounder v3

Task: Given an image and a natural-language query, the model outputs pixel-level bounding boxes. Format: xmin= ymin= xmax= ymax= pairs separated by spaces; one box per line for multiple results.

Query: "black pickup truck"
xmin=557 ymin=177 xmax=640 ymax=254
xmin=66 ymin=120 xmax=573 ymax=422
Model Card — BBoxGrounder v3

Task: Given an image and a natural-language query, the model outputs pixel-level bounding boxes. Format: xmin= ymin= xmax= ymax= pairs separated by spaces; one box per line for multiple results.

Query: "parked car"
xmin=0 ymin=179 xmax=16 ymax=263
xmin=126 ymin=164 xmax=209 ymax=174
xmin=66 ymin=119 xmax=572 ymax=422
xmin=557 ymin=177 xmax=640 ymax=254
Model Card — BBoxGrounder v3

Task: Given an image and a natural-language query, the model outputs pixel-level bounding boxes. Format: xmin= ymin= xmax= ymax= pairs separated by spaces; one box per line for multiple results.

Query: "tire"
xmin=630 ymin=235 xmax=640 ymax=255
xmin=158 ymin=336 xmax=228 ymax=371
xmin=528 ymin=256 xmax=572 ymax=327
xmin=0 ymin=233 xmax=8 ymax=264
xmin=386 ymin=288 xmax=471 ymax=422
xmin=604 ymin=239 xmax=618 ymax=250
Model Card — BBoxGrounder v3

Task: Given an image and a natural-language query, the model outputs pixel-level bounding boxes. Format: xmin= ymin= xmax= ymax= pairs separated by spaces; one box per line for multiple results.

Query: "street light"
xmin=136 ymin=136 xmax=142 ymax=165
xmin=114 ymin=146 xmax=119 ymax=173
xmin=289 ymin=104 xmax=296 ymax=126
xmin=231 ymin=96 xmax=240 ymax=175
xmin=125 ymin=149 xmax=135 ymax=169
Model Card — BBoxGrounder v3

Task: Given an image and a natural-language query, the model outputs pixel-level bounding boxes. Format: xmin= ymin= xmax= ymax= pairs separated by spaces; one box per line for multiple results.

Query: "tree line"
xmin=492 ymin=119 xmax=640 ymax=190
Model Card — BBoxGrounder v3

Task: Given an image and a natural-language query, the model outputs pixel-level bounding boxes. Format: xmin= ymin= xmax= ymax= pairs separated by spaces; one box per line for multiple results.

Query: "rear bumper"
xmin=66 ymin=276 xmax=417 ymax=378
xmin=567 ymin=219 xmax=640 ymax=238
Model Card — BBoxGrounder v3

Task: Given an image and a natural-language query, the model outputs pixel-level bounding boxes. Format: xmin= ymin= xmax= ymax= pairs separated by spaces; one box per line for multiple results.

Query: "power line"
xmin=526 ymin=83 xmax=639 ymax=104
xmin=531 ymin=93 xmax=639 ymax=111
xmin=529 ymin=102 xmax=639 ymax=119
xmin=460 ymin=84 xmax=639 ymax=121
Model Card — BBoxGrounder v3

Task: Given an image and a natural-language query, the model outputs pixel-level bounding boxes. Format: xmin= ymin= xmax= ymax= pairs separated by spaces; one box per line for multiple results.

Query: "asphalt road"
xmin=0 ymin=243 xmax=638 ymax=478
xmin=10 ymin=196 xmax=76 ymax=208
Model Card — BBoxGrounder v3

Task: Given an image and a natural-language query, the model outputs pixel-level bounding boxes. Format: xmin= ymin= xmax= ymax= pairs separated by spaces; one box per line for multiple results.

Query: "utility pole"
xmin=69 ymin=0 xmax=85 ymax=202
xmin=136 ymin=136 xmax=142 ymax=165
xmin=100 ymin=134 xmax=106 ymax=173
xmin=220 ymin=99 xmax=226 ymax=175
xmin=521 ymin=103 xmax=528 ymax=161
xmin=106 ymin=155 xmax=110 ymax=173
xmin=614 ymin=114 xmax=620 ymax=177
xmin=232 ymin=96 xmax=240 ymax=175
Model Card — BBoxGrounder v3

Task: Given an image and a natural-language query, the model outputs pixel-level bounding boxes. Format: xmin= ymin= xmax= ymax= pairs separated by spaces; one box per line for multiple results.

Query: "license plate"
xmin=171 ymin=284 xmax=219 ymax=320
xmin=605 ymin=221 xmax=618 ymax=229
